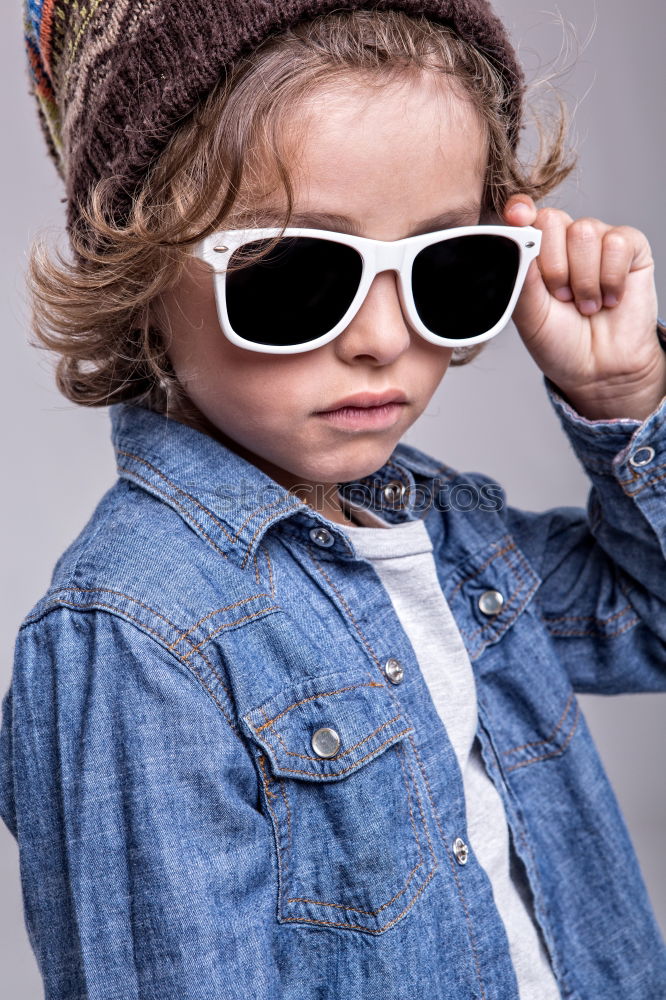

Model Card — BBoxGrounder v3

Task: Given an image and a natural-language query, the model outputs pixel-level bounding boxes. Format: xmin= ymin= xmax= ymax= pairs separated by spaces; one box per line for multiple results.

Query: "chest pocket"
xmin=242 ymin=670 xmax=438 ymax=935
xmin=442 ymin=533 xmax=580 ymax=766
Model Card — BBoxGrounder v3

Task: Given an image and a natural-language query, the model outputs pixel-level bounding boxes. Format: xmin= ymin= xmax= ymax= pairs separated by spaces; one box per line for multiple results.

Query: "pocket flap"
xmin=242 ymin=671 xmax=414 ymax=781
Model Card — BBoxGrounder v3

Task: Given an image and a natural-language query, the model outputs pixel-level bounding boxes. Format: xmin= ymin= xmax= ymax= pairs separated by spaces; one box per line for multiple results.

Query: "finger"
xmin=503 ymin=194 xmax=537 ymax=227
xmin=534 ymin=207 xmax=574 ymax=301
xmin=599 ymin=226 xmax=642 ymax=307
xmin=566 ymin=217 xmax=606 ymax=315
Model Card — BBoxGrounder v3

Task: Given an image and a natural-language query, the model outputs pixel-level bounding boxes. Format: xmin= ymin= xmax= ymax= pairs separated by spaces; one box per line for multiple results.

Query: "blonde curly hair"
xmin=27 ymin=8 xmax=576 ymax=416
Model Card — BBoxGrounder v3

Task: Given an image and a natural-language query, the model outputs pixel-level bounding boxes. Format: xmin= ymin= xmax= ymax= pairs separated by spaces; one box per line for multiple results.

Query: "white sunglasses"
xmin=194 ymin=223 xmax=542 ymax=354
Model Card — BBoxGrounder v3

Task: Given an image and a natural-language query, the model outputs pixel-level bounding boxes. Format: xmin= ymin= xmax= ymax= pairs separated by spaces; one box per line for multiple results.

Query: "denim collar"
xmin=110 ymin=402 xmax=450 ymax=570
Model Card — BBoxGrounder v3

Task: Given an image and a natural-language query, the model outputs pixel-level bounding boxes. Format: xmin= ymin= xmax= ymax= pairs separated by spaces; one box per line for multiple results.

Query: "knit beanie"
xmin=24 ymin=0 xmax=525 ymax=235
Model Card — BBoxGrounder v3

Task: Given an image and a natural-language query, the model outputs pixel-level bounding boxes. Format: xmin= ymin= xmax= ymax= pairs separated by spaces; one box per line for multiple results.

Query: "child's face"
xmin=160 ymin=71 xmax=487 ymax=515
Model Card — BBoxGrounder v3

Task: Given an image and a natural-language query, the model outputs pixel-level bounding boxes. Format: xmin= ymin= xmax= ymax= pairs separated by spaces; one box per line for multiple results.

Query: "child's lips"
xmin=314 ymin=401 xmax=407 ymax=430
xmin=317 ymin=389 xmax=408 ymax=413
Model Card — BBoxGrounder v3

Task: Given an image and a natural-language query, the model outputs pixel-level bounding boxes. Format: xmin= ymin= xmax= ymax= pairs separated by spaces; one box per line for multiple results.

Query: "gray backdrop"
xmin=1 ymin=0 xmax=664 ymax=993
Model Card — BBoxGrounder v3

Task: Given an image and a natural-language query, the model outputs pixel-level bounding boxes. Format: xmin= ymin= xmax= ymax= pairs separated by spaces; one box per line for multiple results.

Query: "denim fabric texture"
xmin=1 ymin=375 xmax=665 ymax=1000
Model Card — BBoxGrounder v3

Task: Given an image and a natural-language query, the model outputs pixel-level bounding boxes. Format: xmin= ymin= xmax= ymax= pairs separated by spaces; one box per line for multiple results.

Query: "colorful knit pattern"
xmin=22 ymin=0 xmax=525 ymax=235
xmin=24 ymin=0 xmax=63 ymax=171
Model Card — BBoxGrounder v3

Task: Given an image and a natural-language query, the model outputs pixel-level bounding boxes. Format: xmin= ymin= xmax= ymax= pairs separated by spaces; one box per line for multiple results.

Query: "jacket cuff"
xmin=544 ymin=374 xmax=666 ymax=489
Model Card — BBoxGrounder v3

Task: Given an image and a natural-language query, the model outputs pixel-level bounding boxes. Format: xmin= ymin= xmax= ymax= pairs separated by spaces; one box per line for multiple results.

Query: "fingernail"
xmin=554 ymin=287 xmax=574 ymax=301
xmin=603 ymin=294 xmax=619 ymax=307
xmin=578 ymin=299 xmax=600 ymax=315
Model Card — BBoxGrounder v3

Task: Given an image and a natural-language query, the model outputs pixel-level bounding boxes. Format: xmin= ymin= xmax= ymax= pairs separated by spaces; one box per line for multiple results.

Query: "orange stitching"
xmin=240 ymin=496 xmax=307 ymax=530
xmin=304 ymin=546 xmax=392 ymax=680
xmin=117 ymin=456 xmax=303 ymax=566
xmin=408 ymin=735 xmax=488 ymax=1000
xmin=618 ymin=456 xmax=666 ymax=487
xmin=25 ymin=591 xmax=224 ymax=684
xmin=544 ymin=614 xmax=639 ymax=638
xmin=380 ymin=738 xmax=441 ymax=916
xmin=180 ymin=606 xmax=282 ymax=657
xmin=463 ymin=549 xmax=539 ymax=650
xmin=621 ymin=465 xmax=666 ymax=497
xmin=449 ymin=541 xmax=516 ymax=601
xmin=287 ymin=745 xmax=428 ymax=917
xmin=285 ymin=864 xmax=424 ymax=914
xmin=28 ymin=583 xmax=276 ymax=657
xmin=618 ymin=573 xmax=636 ymax=603
xmin=543 ymin=604 xmax=634 ymax=625
xmin=257 ymin=754 xmax=287 ymax=896
xmin=466 ymin=584 xmax=538 ymax=654
xmin=386 ymin=458 xmax=409 ymax=475
xmin=303 ymin=545 xmax=486 ymax=995
xmin=117 ymin=465 xmax=230 ymax=558
xmin=31 ymin=584 xmax=184 ymax=631
xmin=456 ymin=538 xmax=523 ymax=616
xmin=464 ymin=590 xmax=519 ymax=647
xmin=286 ymin=745 xmax=426 ymax=916
xmin=271 ymin=768 xmax=294 ymax=886
xmin=399 ymin=738 xmax=438 ymax=872
xmin=277 ymin=776 xmax=292 ymax=869
xmin=260 ymin=754 xmax=294 ymax=886
xmin=117 ymin=447 xmax=301 ymax=542
xmin=27 ymin=598 xmax=237 ymax=731
xmin=251 ymin=545 xmax=276 ymax=596
xmin=168 ymin=593 xmax=273 ymax=648
xmin=264 ymin=546 xmax=275 ymax=597
xmin=463 ymin=544 xmax=539 ymax=654
xmin=396 ymin=741 xmax=425 ymax=862
xmin=506 ymin=702 xmax=580 ymax=771
xmin=240 ymin=507 xmax=302 ymax=569
xmin=257 ymin=755 xmax=278 ymax=801
xmin=502 ymin=691 xmax=575 ymax=756
xmin=257 ymin=706 xmax=404 ymax=762
xmin=280 ymin=869 xmax=437 ymax=933
xmin=256 ymin=729 xmax=414 ymax=778
xmin=306 ymin=557 xmax=440 ymax=816
xmin=253 ymin=681 xmax=384 ymax=732
xmin=262 ymin=719 xmax=433 ymax=924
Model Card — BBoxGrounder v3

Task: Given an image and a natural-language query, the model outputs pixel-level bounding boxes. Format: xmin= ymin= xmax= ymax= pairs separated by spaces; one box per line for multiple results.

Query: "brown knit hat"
xmin=25 ymin=0 xmax=525 ymax=235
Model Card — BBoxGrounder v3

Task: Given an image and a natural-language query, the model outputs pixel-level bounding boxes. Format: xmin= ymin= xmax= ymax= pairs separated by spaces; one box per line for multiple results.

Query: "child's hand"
xmin=504 ymin=194 xmax=665 ymax=421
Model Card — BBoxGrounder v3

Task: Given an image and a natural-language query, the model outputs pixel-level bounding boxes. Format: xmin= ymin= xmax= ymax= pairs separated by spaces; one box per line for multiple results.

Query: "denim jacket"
xmin=1 ymin=375 xmax=665 ymax=1000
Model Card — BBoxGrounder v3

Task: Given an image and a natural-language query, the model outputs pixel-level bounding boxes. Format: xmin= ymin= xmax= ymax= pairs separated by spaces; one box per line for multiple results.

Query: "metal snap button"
xmin=453 ymin=837 xmax=469 ymax=866
xmin=629 ymin=446 xmax=655 ymax=468
xmin=311 ymin=727 xmax=341 ymax=759
xmin=309 ymin=527 xmax=335 ymax=547
xmin=384 ymin=657 xmax=404 ymax=684
xmin=381 ymin=480 xmax=407 ymax=504
xmin=478 ymin=589 xmax=504 ymax=616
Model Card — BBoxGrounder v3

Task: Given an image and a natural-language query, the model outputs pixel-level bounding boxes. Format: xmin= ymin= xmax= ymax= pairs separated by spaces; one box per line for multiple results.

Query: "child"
xmin=2 ymin=1 xmax=665 ymax=997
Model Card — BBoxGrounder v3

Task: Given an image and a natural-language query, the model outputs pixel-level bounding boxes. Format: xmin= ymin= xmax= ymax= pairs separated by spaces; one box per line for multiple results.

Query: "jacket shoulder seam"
xmin=19 ymin=598 xmax=239 ymax=733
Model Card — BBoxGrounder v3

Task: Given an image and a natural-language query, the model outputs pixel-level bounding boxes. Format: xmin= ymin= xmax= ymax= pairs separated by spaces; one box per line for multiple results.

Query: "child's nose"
xmin=333 ymin=270 xmax=413 ymax=364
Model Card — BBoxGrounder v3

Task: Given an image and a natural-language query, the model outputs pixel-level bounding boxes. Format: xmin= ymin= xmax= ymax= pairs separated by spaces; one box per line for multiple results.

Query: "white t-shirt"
xmin=339 ymin=495 xmax=561 ymax=1000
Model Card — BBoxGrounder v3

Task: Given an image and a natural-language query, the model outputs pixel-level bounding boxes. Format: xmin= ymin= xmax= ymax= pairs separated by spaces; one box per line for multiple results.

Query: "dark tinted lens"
xmin=225 ymin=237 xmax=363 ymax=347
xmin=412 ymin=235 xmax=520 ymax=339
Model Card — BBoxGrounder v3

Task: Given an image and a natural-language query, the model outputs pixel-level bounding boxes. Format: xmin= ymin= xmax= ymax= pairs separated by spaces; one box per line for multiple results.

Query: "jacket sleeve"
xmin=0 ymin=606 xmax=279 ymax=1000
xmin=499 ymin=374 xmax=666 ymax=695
